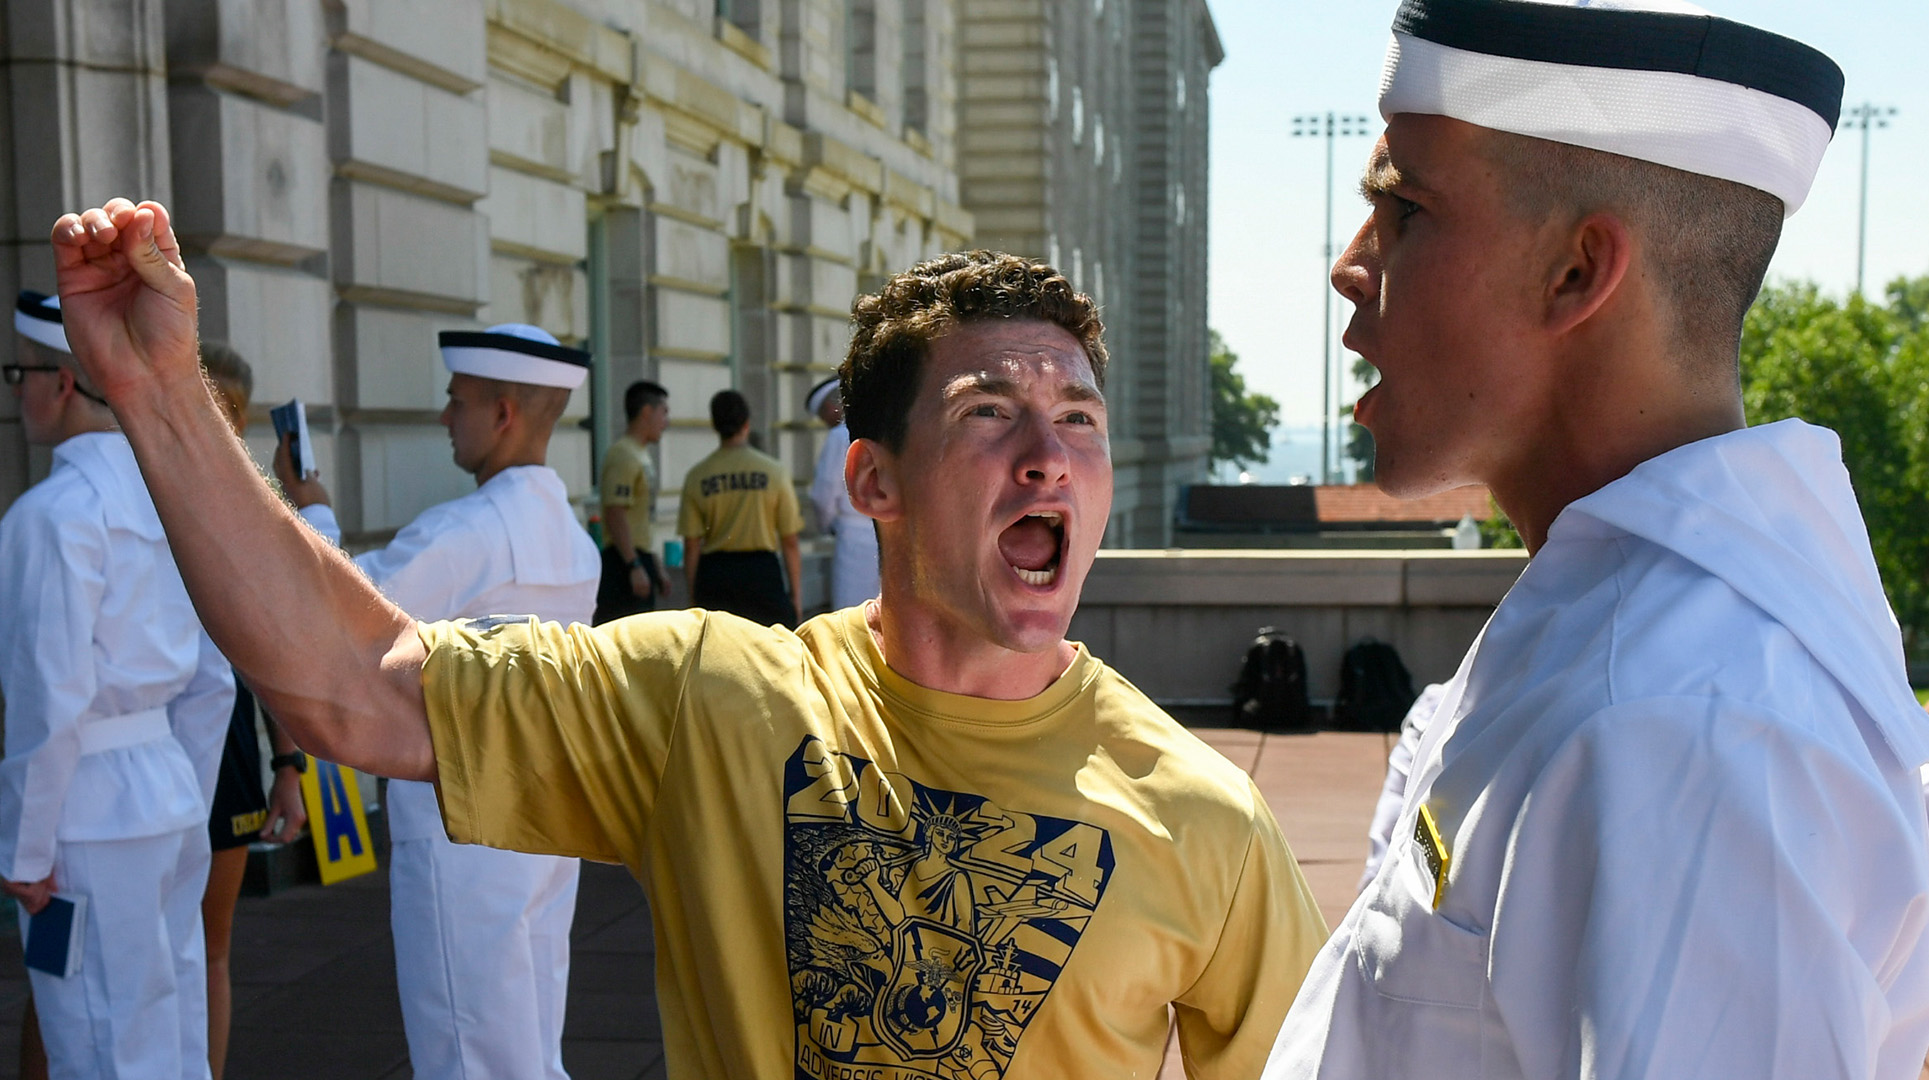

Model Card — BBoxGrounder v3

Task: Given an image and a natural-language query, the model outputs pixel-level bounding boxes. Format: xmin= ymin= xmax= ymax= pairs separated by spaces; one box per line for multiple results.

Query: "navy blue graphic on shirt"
xmin=782 ymin=735 xmax=1115 ymax=1079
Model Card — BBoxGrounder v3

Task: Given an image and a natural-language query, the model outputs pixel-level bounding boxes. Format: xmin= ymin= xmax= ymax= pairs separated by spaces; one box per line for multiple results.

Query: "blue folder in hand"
xmin=23 ymin=894 xmax=86 ymax=978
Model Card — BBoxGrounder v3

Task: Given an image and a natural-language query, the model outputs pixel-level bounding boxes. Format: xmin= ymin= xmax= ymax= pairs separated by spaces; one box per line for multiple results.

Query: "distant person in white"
xmin=280 ymin=324 xmax=599 ymax=1080
xmin=0 ymin=290 xmax=233 ymax=1079
xmin=807 ymin=376 xmax=880 ymax=608
xmin=1266 ymin=2 xmax=1929 ymax=1079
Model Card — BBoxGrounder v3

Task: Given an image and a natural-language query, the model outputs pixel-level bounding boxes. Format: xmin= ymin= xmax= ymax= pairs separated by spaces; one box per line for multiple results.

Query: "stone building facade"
xmin=0 ymin=0 xmax=1218 ymax=562
xmin=0 ymin=0 xmax=970 ymax=570
xmin=959 ymin=0 xmax=1222 ymax=547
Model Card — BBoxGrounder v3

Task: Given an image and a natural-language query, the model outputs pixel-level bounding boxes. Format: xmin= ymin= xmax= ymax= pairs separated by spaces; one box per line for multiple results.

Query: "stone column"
xmin=165 ymin=0 xmax=333 ymax=470
xmin=0 ymin=0 xmax=173 ymax=513
xmin=323 ymin=0 xmax=489 ymax=540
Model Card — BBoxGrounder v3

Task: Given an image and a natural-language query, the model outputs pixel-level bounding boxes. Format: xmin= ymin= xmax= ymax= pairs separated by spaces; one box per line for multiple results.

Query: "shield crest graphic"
xmin=873 ymin=918 xmax=983 ymax=1060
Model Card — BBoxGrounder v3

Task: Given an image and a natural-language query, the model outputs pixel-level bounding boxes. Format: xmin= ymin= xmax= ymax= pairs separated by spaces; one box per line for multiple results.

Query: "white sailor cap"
xmin=1378 ymin=0 xmax=1844 ymax=214
xmin=14 ymin=291 xmax=71 ymax=354
xmin=806 ymin=376 xmax=841 ymax=418
xmin=438 ymin=323 xmax=590 ymax=389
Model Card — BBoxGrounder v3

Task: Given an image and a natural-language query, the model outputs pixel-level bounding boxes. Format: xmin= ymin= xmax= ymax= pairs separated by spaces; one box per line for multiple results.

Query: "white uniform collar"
xmin=1555 ymin=420 xmax=1929 ymax=769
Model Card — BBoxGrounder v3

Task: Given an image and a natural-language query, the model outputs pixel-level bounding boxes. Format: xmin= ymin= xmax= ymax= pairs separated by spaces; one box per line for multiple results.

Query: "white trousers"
xmin=390 ymin=835 xmax=579 ymax=1080
xmin=21 ymin=827 xmax=211 ymax=1080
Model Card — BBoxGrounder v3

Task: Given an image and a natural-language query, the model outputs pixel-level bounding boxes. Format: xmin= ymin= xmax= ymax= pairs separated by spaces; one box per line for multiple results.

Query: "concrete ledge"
xmin=1071 ymin=549 xmax=1529 ymax=704
xmin=1082 ymin=549 xmax=1527 ymax=607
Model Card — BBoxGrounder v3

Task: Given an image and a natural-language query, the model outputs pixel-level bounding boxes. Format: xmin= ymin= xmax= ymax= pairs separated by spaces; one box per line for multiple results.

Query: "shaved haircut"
xmin=1481 ymin=130 xmax=1784 ymax=366
xmin=475 ymin=377 xmax=571 ymax=431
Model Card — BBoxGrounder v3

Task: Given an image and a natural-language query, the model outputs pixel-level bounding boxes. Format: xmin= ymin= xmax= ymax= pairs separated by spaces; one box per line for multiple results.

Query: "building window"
xmin=1176 ymin=72 xmax=1187 ymax=111
xmin=903 ymin=0 xmax=928 ymax=133
xmin=1071 ymin=86 xmax=1084 ymax=146
xmin=847 ymin=0 xmax=877 ymax=101
xmin=718 ymin=0 xmax=758 ymax=32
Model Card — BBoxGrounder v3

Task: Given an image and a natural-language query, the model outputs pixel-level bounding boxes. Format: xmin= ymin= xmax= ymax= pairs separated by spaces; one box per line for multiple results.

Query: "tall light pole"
xmin=1841 ymin=102 xmax=1898 ymax=296
xmin=1292 ymin=112 xmax=1372 ymax=484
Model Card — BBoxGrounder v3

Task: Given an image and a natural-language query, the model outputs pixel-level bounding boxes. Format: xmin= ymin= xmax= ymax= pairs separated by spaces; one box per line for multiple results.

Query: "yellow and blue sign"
xmin=300 ymin=759 xmax=378 ymax=885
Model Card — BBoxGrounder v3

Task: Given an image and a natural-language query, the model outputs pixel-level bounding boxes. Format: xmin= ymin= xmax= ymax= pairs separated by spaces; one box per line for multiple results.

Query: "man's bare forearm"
xmin=110 ymin=352 xmax=434 ymax=779
xmin=603 ymin=504 xmax=633 ymax=557
xmin=782 ymin=534 xmax=803 ymax=622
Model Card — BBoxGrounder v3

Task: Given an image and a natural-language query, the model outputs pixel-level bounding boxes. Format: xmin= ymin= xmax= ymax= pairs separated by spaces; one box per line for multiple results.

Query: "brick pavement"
xmin=0 ymin=732 xmax=1395 ymax=1080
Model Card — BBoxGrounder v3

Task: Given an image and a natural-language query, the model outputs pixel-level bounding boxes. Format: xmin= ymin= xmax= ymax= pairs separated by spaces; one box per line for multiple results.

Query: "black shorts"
xmin=693 ymin=549 xmax=794 ymax=629
xmin=208 ymin=681 xmax=268 ymax=851
xmin=594 ymin=546 xmax=660 ymax=625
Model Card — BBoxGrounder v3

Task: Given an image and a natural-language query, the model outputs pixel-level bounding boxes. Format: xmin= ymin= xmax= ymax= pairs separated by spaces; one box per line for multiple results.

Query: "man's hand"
xmin=273 ymin=433 xmax=331 ymax=509
xmin=3 ymin=875 xmax=56 ymax=915
xmin=50 ymin=199 xmax=199 ymax=406
xmin=260 ymin=769 xmax=308 ymax=844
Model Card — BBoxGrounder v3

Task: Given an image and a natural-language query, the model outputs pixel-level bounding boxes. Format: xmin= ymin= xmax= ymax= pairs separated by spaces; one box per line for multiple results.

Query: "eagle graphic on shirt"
xmin=782 ymin=736 xmax=1115 ymax=1079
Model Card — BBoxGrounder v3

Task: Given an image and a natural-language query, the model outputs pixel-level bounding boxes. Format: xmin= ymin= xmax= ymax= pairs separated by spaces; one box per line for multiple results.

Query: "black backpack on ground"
xmin=1230 ymin=627 xmax=1314 ymax=733
xmin=1333 ymin=636 xmax=1417 ymax=733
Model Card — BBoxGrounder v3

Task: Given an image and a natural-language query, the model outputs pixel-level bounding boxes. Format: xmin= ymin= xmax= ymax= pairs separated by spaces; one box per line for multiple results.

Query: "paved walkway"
xmin=0 ymin=731 xmax=1394 ymax=1080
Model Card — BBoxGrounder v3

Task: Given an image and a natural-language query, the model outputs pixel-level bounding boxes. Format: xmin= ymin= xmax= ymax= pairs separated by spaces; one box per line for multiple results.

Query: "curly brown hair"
xmin=839 ymin=251 xmax=1107 ymax=452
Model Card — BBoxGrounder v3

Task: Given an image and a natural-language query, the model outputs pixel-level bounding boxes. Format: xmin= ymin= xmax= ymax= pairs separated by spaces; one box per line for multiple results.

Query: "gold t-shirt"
xmin=598 ymin=435 xmax=655 ymax=552
xmin=419 ymin=606 xmax=1328 ymax=1080
xmin=677 ymin=444 xmax=803 ymax=553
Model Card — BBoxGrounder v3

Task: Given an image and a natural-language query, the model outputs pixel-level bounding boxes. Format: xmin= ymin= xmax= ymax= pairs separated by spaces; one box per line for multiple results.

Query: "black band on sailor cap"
xmin=15 ymin=290 xmax=70 ymax=353
xmin=17 ymin=290 xmax=61 ymax=323
xmin=437 ymin=330 xmax=590 ymax=368
xmin=1392 ymin=0 xmax=1843 ymax=129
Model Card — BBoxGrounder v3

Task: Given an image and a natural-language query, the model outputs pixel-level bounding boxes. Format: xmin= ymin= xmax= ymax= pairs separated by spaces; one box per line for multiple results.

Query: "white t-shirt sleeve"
xmin=298 ymin=502 xmax=342 ymax=546
xmin=353 ymin=506 xmax=496 ymax=622
xmin=1489 ymin=698 xmax=1929 ymax=1080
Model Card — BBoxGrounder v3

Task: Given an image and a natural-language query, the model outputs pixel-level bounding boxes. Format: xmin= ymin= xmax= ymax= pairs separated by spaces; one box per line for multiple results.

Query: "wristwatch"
xmin=270 ymin=750 xmax=309 ymax=774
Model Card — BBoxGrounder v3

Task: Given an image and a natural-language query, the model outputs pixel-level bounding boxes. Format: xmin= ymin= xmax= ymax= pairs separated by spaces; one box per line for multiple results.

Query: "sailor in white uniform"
xmin=283 ymin=325 xmax=599 ymax=1080
xmin=1266 ymin=3 xmax=1929 ymax=1078
xmin=806 ymin=376 xmax=880 ymax=609
xmin=1 ymin=290 xmax=233 ymax=1079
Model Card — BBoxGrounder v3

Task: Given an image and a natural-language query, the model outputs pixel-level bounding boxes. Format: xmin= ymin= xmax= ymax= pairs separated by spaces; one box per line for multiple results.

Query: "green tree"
xmin=1740 ymin=276 xmax=1929 ymax=647
xmin=1209 ymin=330 xmax=1281 ymax=470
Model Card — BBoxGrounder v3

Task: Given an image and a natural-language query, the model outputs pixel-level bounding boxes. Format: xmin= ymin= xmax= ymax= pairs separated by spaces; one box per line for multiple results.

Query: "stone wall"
xmin=0 ymin=0 xmax=975 ymax=570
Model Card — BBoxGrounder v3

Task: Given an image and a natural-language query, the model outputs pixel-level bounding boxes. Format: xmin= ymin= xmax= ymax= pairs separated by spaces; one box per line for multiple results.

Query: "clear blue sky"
xmin=1207 ymin=0 xmax=1929 ymax=426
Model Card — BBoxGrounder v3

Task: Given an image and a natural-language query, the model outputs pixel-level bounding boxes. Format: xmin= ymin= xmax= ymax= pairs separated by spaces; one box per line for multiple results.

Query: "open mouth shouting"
xmin=998 ymin=510 xmax=1067 ymax=588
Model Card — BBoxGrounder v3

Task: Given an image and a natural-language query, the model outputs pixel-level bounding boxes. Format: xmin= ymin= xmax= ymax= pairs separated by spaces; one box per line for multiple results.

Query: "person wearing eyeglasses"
xmin=0 ymin=289 xmax=235 ymax=1079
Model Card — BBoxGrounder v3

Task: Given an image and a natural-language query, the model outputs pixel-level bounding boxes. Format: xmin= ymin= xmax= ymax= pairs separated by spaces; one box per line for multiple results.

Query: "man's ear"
xmin=846 ymin=437 xmax=901 ymax=524
xmin=1545 ymin=211 xmax=1633 ymax=337
xmin=492 ymin=391 xmax=517 ymax=436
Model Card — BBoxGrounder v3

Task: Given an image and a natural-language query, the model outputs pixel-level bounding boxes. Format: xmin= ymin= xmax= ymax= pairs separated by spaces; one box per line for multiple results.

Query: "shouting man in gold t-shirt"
xmin=50 ymin=199 xmax=1328 ymax=1080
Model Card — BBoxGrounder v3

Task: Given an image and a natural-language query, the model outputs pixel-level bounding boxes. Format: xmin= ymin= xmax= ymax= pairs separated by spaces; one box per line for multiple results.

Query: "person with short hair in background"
xmin=807 ymin=376 xmax=881 ymax=610
xmin=1 ymin=289 xmax=234 ymax=1079
xmin=679 ymin=389 xmax=804 ymax=628
xmin=193 ymin=342 xmax=308 ymax=1080
xmin=594 ymin=379 xmax=671 ymax=625
xmin=276 ymin=323 xmax=600 ymax=1080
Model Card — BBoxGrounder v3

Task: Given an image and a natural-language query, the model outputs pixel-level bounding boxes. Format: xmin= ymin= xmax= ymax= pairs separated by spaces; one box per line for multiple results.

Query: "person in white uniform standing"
xmin=1 ymin=290 xmax=234 ymax=1079
xmin=278 ymin=324 xmax=599 ymax=1080
xmin=1266 ymin=3 xmax=1929 ymax=1078
xmin=806 ymin=376 xmax=880 ymax=609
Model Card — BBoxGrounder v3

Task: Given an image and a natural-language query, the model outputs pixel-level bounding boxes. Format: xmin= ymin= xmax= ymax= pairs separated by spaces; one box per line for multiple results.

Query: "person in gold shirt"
xmin=595 ymin=379 xmax=672 ymax=624
xmin=679 ymin=389 xmax=805 ymax=628
xmin=48 ymin=199 xmax=1328 ymax=1080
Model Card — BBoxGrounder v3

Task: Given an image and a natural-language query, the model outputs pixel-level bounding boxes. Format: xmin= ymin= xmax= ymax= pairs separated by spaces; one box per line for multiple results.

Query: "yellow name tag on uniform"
xmin=1415 ymin=804 xmax=1450 ymax=909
